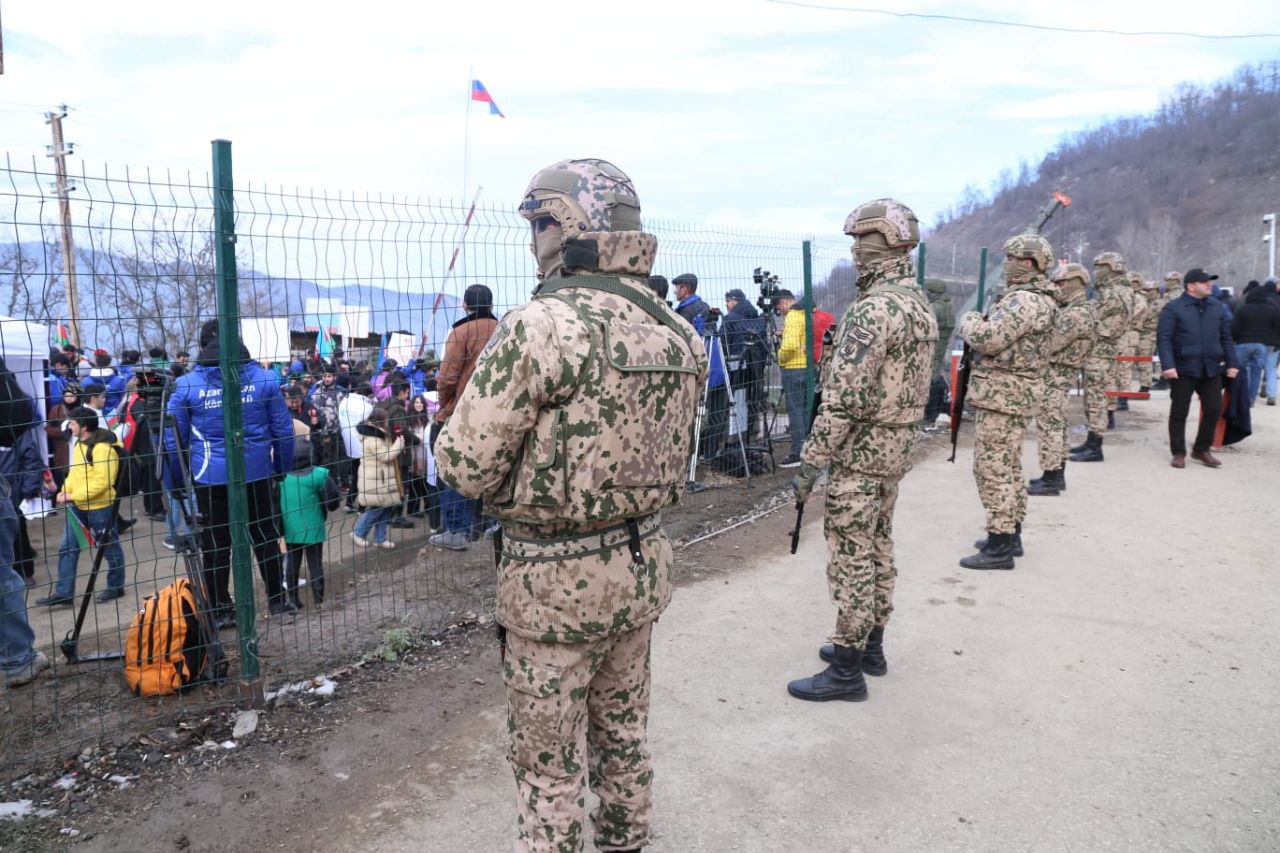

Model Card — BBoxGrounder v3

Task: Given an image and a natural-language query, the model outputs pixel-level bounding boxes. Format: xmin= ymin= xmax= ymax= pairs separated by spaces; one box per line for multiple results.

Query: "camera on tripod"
xmin=753 ymin=267 xmax=781 ymax=313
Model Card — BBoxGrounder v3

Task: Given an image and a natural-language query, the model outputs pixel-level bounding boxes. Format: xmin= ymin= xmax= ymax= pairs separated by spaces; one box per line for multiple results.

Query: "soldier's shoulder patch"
xmin=839 ymin=323 xmax=876 ymax=361
xmin=846 ymin=323 xmax=875 ymax=347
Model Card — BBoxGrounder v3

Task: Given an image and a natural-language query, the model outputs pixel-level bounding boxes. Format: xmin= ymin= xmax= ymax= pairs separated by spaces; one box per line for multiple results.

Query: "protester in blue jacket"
xmin=165 ymin=319 xmax=295 ymax=621
xmin=1157 ymin=268 xmax=1240 ymax=468
xmin=86 ymin=349 xmax=131 ymax=413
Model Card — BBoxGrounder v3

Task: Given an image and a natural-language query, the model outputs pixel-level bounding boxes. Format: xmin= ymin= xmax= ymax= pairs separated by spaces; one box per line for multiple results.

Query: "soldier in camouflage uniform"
xmin=1027 ymin=263 xmax=1096 ymax=497
xmin=1135 ymin=278 xmax=1160 ymax=391
xmin=1069 ymin=252 xmax=1133 ymax=463
xmin=1111 ymin=271 xmax=1148 ymax=412
xmin=788 ymin=199 xmax=937 ymax=702
xmin=1152 ymin=272 xmax=1183 ymax=387
xmin=926 ymin=279 xmax=955 ymax=375
xmin=435 ymin=159 xmax=706 ymax=853
xmin=957 ymin=234 xmax=1058 ymax=570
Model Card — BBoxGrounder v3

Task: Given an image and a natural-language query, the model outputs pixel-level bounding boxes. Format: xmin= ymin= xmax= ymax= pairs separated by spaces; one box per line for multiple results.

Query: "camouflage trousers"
xmin=1108 ymin=331 xmax=1139 ymax=411
xmin=1134 ymin=331 xmax=1157 ymax=385
xmin=1036 ymin=383 xmax=1070 ymax=471
xmin=1082 ymin=354 xmax=1113 ymax=433
xmin=504 ymin=624 xmax=654 ymax=853
xmin=823 ymin=465 xmax=901 ymax=648
xmin=973 ymin=407 xmax=1027 ymax=534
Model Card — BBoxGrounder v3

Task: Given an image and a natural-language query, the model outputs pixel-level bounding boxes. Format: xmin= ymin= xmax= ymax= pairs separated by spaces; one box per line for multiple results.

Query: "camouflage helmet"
xmin=1127 ymin=271 xmax=1144 ymax=289
xmin=1052 ymin=262 xmax=1090 ymax=290
xmin=1003 ymin=233 xmax=1054 ymax=272
xmin=925 ymin=278 xmax=947 ymax=296
xmin=1164 ymin=271 xmax=1183 ymax=284
xmin=843 ymin=198 xmax=919 ymax=249
xmin=518 ymin=158 xmax=643 ymax=234
xmin=1142 ymin=278 xmax=1157 ymax=290
xmin=1092 ymin=251 xmax=1126 ymax=274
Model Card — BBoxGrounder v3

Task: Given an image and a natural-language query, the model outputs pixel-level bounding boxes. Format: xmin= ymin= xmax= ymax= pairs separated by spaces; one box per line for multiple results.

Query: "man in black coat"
xmin=1231 ymin=283 xmax=1280 ymax=405
xmin=1156 ymin=268 xmax=1240 ymax=468
xmin=722 ymin=288 xmax=767 ymax=443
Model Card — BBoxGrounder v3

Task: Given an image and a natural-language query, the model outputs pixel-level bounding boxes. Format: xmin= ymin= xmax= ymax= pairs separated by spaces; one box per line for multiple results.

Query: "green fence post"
xmin=211 ymin=139 xmax=260 ymax=684
xmin=976 ymin=247 xmax=988 ymax=313
xmin=917 ymin=240 xmax=927 ymax=286
xmin=802 ymin=240 xmax=815 ymax=419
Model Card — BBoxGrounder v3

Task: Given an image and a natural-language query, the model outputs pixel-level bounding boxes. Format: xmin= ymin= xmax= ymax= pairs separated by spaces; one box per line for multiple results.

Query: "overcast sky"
xmin=2 ymin=0 xmax=1278 ymax=236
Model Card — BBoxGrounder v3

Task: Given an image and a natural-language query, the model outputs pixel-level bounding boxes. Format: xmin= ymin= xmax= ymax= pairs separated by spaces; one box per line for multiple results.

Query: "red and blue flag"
xmin=470 ymin=79 xmax=505 ymax=118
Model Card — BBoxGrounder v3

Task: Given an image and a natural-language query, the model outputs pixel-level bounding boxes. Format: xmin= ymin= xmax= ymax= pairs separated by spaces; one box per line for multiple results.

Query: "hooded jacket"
xmin=1230 ymin=288 xmax=1280 ymax=348
xmin=435 ymin=310 xmax=499 ymax=423
xmin=164 ymin=341 xmax=294 ymax=485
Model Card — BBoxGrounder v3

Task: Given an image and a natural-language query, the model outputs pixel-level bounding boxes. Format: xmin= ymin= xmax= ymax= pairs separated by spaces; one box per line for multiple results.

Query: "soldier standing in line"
xmin=921 ymin=278 xmax=956 ymax=425
xmin=1136 ymin=278 xmax=1161 ymax=392
xmin=1112 ymin=271 xmax=1148 ymax=412
xmin=787 ymin=199 xmax=937 ymax=702
xmin=1027 ymin=263 xmax=1096 ymax=497
xmin=956 ymin=234 xmax=1058 ymax=570
xmin=436 ymin=159 xmax=706 ymax=853
xmin=1068 ymin=252 xmax=1133 ymax=463
xmin=1152 ymin=271 xmax=1184 ymax=388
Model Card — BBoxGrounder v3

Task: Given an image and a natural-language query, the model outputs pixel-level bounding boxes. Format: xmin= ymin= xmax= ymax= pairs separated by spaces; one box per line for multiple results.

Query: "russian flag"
xmin=470 ymin=79 xmax=505 ymax=118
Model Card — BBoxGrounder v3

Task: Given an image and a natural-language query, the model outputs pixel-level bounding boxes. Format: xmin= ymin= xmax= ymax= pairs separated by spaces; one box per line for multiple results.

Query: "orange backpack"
xmin=123 ymin=578 xmax=209 ymax=696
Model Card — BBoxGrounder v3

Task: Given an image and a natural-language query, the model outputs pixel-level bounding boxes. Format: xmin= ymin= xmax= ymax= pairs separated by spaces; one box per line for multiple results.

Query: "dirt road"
xmin=76 ymin=399 xmax=1280 ymax=851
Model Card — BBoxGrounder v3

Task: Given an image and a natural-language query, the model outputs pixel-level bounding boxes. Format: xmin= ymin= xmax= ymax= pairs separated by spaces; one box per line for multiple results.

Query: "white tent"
xmin=0 ymin=315 xmax=51 ymax=463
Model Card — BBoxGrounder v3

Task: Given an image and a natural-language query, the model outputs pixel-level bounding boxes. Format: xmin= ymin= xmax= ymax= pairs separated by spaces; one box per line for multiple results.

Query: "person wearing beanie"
xmin=279 ymin=435 xmax=340 ymax=608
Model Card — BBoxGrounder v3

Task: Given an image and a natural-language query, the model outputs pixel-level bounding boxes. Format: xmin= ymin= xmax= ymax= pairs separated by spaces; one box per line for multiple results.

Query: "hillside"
xmin=928 ymin=61 xmax=1280 ymax=287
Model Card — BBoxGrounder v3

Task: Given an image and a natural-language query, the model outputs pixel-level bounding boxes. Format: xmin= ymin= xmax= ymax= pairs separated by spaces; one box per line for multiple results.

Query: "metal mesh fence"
xmin=0 ymin=147 xmax=890 ymax=775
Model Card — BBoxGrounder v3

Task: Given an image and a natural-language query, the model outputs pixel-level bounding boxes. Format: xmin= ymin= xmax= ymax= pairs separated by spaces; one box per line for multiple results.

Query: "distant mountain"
xmin=0 ymin=241 xmax=464 ymax=355
xmin=927 ymin=60 xmax=1280 ymax=288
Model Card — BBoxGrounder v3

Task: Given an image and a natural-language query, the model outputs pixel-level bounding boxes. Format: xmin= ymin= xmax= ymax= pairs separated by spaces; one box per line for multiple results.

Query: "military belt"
xmin=501 ymin=514 xmax=662 ymax=564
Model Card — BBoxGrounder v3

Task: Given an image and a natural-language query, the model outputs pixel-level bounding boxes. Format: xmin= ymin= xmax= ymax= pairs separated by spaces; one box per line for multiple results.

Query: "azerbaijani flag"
xmin=471 ymin=80 xmax=505 ymax=117
xmin=317 ymin=323 xmax=334 ymax=360
xmin=54 ymin=323 xmax=72 ymax=349
xmin=69 ymin=507 xmax=97 ymax=550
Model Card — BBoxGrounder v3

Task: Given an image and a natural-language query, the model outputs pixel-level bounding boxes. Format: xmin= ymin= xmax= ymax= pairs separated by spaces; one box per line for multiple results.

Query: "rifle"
xmin=789 ymin=500 xmax=804 ymax=554
xmin=948 ymin=342 xmax=972 ymax=463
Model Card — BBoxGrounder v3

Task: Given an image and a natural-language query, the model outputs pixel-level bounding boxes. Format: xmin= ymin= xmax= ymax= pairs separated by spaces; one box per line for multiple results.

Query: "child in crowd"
xmin=279 ymin=436 xmax=340 ymax=607
xmin=352 ymin=408 xmax=403 ymax=549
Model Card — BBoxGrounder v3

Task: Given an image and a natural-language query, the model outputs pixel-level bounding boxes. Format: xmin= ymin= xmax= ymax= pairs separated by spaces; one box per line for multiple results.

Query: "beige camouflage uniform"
xmin=802 ymin=240 xmax=937 ymax=649
xmin=959 ymin=236 xmax=1058 ymax=535
xmin=1135 ymin=279 xmax=1160 ymax=386
xmin=1082 ymin=253 xmax=1133 ymax=431
xmin=436 ymin=159 xmax=707 ymax=853
xmin=1037 ymin=264 xmax=1096 ymax=471
xmin=1110 ymin=271 xmax=1147 ymax=403
xmin=1157 ymin=272 xmax=1183 ymax=374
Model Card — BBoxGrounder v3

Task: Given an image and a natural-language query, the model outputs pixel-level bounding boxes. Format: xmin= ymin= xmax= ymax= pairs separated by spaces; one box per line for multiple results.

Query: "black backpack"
xmin=0 ymin=357 xmax=36 ymax=448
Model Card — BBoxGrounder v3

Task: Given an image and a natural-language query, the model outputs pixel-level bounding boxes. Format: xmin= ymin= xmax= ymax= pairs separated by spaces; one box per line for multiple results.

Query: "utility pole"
xmin=46 ymin=106 xmax=80 ymax=347
xmin=1264 ymin=213 xmax=1276 ymax=280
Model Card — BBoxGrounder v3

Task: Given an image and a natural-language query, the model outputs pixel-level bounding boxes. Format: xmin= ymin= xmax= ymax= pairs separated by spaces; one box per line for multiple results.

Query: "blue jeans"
xmin=0 ymin=481 xmax=36 ymax=676
xmin=439 ymin=487 xmax=479 ymax=534
xmin=166 ymin=490 xmax=197 ymax=541
xmin=55 ymin=506 xmax=126 ymax=598
xmin=781 ymin=367 xmax=810 ymax=458
xmin=1264 ymin=346 xmax=1278 ymax=400
xmin=354 ymin=506 xmax=394 ymax=543
xmin=1237 ymin=342 xmax=1267 ymax=404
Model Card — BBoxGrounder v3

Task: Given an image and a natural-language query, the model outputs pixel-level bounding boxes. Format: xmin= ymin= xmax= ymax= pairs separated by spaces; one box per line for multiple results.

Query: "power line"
xmin=764 ymin=0 xmax=1280 ymax=40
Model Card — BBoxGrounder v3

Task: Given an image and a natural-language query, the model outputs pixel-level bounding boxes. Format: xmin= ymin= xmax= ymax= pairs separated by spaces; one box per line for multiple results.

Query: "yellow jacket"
xmin=777 ymin=309 xmax=809 ymax=369
xmin=64 ymin=434 xmax=119 ymax=511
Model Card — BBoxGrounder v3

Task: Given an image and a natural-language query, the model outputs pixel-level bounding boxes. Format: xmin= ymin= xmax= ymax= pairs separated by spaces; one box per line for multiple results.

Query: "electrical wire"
xmin=764 ymin=0 xmax=1280 ymax=40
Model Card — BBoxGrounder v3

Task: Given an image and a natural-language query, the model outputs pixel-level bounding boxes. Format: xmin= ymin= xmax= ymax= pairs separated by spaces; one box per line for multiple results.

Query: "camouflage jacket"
xmin=308 ymin=383 xmax=346 ymax=434
xmin=960 ymin=276 xmax=1057 ymax=415
xmin=802 ymin=259 xmax=937 ymax=480
xmin=1128 ymin=290 xmax=1148 ymax=334
xmin=1138 ymin=294 xmax=1161 ymax=336
xmin=1044 ymin=301 xmax=1097 ymax=386
xmin=1092 ymin=274 xmax=1133 ymax=356
xmin=435 ymin=250 xmax=708 ymax=642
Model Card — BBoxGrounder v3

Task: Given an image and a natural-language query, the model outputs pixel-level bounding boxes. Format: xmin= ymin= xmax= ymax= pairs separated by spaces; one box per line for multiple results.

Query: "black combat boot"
xmin=1069 ymin=432 xmax=1104 ymax=462
xmin=960 ymin=531 xmax=1016 ymax=570
xmin=973 ymin=522 xmax=1023 ymax=557
xmin=1116 ymin=397 xmax=1130 ymax=411
xmin=788 ymin=645 xmax=868 ymax=702
xmin=1139 ymin=385 xmax=1150 ymax=394
xmin=1056 ymin=463 xmax=1067 ymax=491
xmin=819 ymin=626 xmax=888 ymax=676
xmin=1026 ymin=469 xmax=1060 ymax=496
xmin=1107 ymin=410 xmax=1116 ymax=429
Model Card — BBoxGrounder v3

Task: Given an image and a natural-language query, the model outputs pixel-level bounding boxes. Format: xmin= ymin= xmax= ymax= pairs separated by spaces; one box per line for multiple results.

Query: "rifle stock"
xmin=948 ymin=343 xmax=972 ymax=463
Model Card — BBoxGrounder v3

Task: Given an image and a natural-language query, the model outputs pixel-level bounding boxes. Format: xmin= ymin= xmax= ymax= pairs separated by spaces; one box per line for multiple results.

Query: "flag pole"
xmin=462 ymin=67 xmax=473 ymax=207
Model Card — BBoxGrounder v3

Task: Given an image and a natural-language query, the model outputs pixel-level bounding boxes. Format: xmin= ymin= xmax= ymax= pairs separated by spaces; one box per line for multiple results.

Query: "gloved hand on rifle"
xmin=791 ymin=462 xmax=822 ymax=504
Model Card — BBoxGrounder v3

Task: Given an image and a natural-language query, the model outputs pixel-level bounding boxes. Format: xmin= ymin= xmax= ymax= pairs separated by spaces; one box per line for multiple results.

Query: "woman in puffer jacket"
xmin=352 ymin=407 xmax=403 ymax=548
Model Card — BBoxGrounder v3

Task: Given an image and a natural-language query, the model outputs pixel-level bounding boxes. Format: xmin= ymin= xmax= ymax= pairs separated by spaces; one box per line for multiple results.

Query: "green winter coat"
xmin=279 ymin=465 xmax=338 ymax=545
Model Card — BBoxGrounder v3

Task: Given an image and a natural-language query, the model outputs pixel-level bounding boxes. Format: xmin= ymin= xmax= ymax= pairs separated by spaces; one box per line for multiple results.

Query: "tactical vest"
xmin=489 ymin=275 xmax=705 ymax=526
xmin=858 ymin=280 xmax=938 ymax=426
xmin=974 ymin=287 xmax=1057 ymax=378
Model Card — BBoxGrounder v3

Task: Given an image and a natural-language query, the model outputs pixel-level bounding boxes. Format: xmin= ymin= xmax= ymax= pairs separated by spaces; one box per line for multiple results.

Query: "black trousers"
xmin=14 ymin=511 xmax=35 ymax=579
xmin=285 ymin=542 xmax=324 ymax=603
xmin=1168 ymin=373 xmax=1223 ymax=455
xmin=195 ymin=478 xmax=285 ymax=611
xmin=700 ymin=385 xmax=729 ymax=459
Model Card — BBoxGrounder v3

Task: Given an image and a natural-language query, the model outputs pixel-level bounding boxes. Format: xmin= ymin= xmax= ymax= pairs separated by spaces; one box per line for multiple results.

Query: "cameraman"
xmin=775 ymin=290 xmax=808 ymax=466
xmin=723 ymin=289 xmax=767 ymax=444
